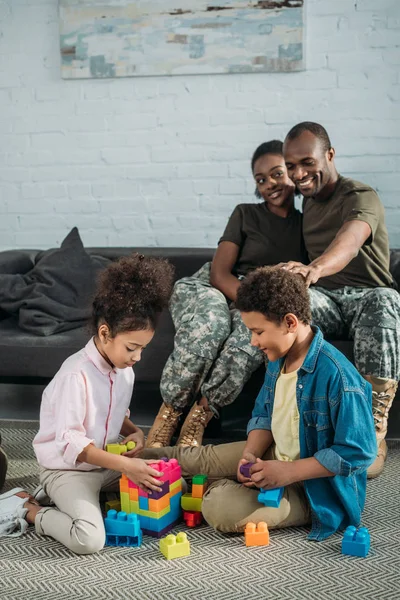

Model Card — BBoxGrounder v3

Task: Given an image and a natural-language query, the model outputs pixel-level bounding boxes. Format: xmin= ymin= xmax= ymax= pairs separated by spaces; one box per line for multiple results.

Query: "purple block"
xmin=142 ymin=519 xmax=180 ymax=538
xmin=240 ymin=463 xmax=254 ymax=478
xmin=149 ymin=479 xmax=170 ymax=500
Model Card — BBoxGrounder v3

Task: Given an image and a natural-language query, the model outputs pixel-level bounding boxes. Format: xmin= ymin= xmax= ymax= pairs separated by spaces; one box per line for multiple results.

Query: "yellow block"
xmin=105 ymin=499 xmax=121 ymax=513
xmin=181 ymin=493 xmax=202 ymax=512
xmin=138 ymin=505 xmax=170 ymax=519
xmin=120 ymin=492 xmax=130 ymax=514
xmin=105 ymin=441 xmax=136 ymax=455
xmin=170 ymin=479 xmax=181 ymax=492
xmin=160 ymin=532 xmax=190 ymax=560
xmin=130 ymin=500 xmax=139 ymax=514
xmin=170 ymin=484 xmax=182 ymax=498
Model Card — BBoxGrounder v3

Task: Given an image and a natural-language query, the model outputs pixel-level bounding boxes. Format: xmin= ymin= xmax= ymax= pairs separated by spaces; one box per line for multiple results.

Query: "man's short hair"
xmin=285 ymin=121 xmax=332 ymax=153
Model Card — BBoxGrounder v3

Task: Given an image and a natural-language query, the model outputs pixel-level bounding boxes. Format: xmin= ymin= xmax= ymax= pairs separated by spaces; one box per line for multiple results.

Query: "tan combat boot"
xmin=176 ymin=403 xmax=214 ymax=447
xmin=364 ymin=376 xmax=398 ymax=479
xmin=145 ymin=403 xmax=182 ymax=448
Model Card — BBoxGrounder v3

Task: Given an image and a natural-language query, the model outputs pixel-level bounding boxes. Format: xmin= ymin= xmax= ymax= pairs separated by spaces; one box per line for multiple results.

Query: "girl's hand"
xmin=121 ymin=429 xmax=145 ymax=457
xmin=123 ymin=458 xmax=164 ymax=493
xmin=250 ymin=458 xmax=297 ymax=489
xmin=237 ymin=452 xmax=257 ymax=488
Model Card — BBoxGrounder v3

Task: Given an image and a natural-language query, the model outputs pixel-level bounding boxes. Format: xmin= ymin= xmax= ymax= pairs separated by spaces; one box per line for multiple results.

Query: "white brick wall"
xmin=0 ymin=0 xmax=399 ymax=250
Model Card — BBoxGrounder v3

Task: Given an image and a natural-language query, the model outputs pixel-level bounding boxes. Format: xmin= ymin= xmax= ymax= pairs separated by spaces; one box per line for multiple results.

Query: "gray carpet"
xmin=1 ymin=421 xmax=399 ymax=600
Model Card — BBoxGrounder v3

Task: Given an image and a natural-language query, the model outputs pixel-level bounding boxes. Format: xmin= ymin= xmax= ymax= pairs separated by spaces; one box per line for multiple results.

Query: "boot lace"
xmin=179 ymin=408 xmax=207 ymax=446
xmin=152 ymin=406 xmax=181 ymax=446
xmin=372 ymin=391 xmax=392 ymax=427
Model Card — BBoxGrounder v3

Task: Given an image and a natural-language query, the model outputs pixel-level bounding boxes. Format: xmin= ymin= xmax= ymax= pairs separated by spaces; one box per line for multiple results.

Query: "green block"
xmin=105 ymin=441 xmax=136 ymax=455
xmin=181 ymin=493 xmax=202 ymax=512
xmin=105 ymin=499 xmax=121 ymax=513
xmin=193 ymin=474 xmax=208 ymax=485
xmin=120 ymin=492 xmax=130 ymax=513
xmin=138 ymin=505 xmax=170 ymax=519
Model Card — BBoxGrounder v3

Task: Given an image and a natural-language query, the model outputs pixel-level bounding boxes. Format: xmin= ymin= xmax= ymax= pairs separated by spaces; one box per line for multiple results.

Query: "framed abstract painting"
xmin=59 ymin=0 xmax=304 ymax=79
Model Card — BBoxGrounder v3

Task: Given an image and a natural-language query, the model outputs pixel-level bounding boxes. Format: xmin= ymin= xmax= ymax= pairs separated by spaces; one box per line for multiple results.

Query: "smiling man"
xmin=282 ymin=121 xmax=400 ymax=478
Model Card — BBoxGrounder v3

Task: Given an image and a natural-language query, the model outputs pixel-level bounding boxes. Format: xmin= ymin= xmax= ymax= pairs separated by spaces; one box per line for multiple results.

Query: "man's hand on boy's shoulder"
xmin=249 ymin=458 xmax=298 ymax=489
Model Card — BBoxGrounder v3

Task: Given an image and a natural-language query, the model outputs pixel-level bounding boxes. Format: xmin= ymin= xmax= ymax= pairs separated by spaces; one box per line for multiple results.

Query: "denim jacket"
xmin=247 ymin=327 xmax=376 ymax=541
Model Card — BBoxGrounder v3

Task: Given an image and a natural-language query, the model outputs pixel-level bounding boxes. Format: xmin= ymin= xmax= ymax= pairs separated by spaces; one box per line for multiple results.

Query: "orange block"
xmin=149 ymin=493 xmax=170 ymax=512
xmin=245 ymin=522 xmax=270 ymax=547
xmin=192 ymin=483 xmax=207 ymax=498
xmin=129 ymin=487 xmax=139 ymax=501
xmin=170 ymin=484 xmax=182 ymax=498
xmin=120 ymin=475 xmax=129 ymax=493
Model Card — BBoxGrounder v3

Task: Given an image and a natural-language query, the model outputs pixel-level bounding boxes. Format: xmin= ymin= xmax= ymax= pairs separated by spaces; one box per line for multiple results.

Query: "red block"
xmin=183 ymin=510 xmax=202 ymax=528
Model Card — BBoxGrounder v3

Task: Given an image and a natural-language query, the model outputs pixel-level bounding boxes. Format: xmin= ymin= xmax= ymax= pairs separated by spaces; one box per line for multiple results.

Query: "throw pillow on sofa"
xmin=0 ymin=227 xmax=109 ymax=336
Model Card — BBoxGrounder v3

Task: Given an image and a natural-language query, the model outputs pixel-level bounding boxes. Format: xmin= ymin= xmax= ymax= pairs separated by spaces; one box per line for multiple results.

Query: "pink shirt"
xmin=33 ymin=338 xmax=134 ymax=471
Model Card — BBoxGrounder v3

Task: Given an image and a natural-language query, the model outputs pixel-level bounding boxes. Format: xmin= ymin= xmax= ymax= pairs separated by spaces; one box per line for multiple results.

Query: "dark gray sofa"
xmin=0 ymin=247 xmax=399 ymax=439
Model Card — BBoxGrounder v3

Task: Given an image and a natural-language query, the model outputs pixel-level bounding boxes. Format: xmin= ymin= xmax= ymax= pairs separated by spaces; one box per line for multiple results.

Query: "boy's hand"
xmin=121 ymin=429 xmax=145 ymax=457
xmin=250 ymin=458 xmax=297 ymax=489
xmin=123 ymin=458 xmax=164 ymax=493
xmin=237 ymin=452 xmax=257 ymax=487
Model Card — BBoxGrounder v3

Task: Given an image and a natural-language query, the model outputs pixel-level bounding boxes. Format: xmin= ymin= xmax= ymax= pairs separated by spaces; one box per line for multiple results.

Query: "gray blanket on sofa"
xmin=0 ymin=228 xmax=108 ymax=336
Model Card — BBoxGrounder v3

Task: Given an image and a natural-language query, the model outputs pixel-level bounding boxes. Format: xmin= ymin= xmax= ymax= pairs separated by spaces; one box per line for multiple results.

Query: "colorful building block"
xmin=240 ymin=463 xmax=255 ymax=479
xmin=104 ymin=510 xmax=142 ymax=547
xmin=181 ymin=493 xmax=202 ymax=513
xmin=105 ymin=441 xmax=136 ymax=455
xmin=105 ymin=499 xmax=121 ymax=513
xmin=192 ymin=481 xmax=208 ymax=499
xmin=138 ymin=495 xmax=149 ymax=511
xmin=341 ymin=526 xmax=370 ymax=558
xmin=183 ymin=510 xmax=202 ymax=528
xmin=257 ymin=487 xmax=284 ymax=508
xmin=245 ymin=522 xmax=270 ymax=547
xmin=170 ymin=482 xmax=182 ymax=498
xmin=192 ymin=474 xmax=208 ymax=485
xmin=159 ymin=532 xmax=190 ymax=560
xmin=149 ymin=493 xmax=170 ymax=512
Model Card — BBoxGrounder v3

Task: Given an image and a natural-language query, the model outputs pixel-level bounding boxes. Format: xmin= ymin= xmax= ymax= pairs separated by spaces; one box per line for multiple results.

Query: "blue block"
xmin=139 ymin=495 xmax=149 ymax=510
xmin=104 ymin=510 xmax=142 ymax=538
xmin=106 ymin=531 xmax=142 ymax=547
xmin=257 ymin=487 xmax=284 ymax=508
xmin=341 ymin=526 xmax=370 ymax=558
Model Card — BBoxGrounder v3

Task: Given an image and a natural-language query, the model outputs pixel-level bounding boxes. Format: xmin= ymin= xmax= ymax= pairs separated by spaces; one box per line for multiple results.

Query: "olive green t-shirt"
xmin=303 ymin=175 xmax=393 ymax=289
xmin=219 ymin=202 xmax=307 ymax=277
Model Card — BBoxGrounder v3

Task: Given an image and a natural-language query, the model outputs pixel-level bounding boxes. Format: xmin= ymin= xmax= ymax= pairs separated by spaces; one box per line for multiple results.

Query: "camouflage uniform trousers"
xmin=309 ymin=285 xmax=400 ymax=380
xmin=160 ymin=262 xmax=264 ymax=414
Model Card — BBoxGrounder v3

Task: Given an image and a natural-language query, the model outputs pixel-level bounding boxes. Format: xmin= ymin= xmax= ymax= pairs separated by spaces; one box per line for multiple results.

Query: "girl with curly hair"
xmin=0 ymin=254 xmax=174 ymax=553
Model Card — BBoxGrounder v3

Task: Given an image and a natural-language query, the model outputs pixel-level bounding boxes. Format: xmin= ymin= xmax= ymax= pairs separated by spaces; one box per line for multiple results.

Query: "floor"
xmin=1 ymin=421 xmax=400 ymax=600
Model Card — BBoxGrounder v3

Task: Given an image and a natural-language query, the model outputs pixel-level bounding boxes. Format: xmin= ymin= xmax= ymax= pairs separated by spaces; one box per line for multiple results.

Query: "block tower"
xmin=120 ymin=458 xmax=182 ymax=538
xmin=182 ymin=474 xmax=208 ymax=527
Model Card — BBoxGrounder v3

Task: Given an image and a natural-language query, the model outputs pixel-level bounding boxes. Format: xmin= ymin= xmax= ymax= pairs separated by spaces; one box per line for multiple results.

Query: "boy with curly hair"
xmin=145 ymin=267 xmax=376 ymax=541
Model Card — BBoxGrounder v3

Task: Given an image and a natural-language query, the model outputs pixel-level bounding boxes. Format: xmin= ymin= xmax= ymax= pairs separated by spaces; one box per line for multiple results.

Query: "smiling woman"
xmin=146 ymin=141 xmax=309 ymax=450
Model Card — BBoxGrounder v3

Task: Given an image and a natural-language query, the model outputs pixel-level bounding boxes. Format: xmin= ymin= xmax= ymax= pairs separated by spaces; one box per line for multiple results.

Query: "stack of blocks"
xmin=120 ymin=458 xmax=183 ymax=538
xmin=182 ymin=474 xmax=207 ymax=527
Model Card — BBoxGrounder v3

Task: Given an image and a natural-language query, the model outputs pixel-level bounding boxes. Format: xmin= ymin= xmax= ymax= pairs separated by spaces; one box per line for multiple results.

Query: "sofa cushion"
xmin=0 ymin=228 xmax=109 ymax=336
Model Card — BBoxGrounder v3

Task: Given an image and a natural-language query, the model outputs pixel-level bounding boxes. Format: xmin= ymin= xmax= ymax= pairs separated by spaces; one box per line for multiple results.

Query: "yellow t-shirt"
xmin=271 ymin=366 xmax=300 ymax=462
